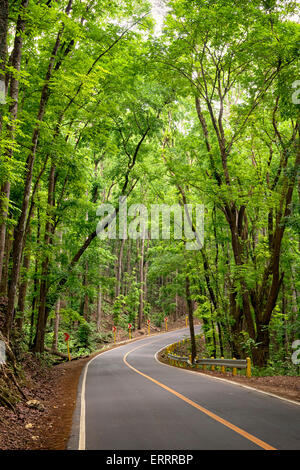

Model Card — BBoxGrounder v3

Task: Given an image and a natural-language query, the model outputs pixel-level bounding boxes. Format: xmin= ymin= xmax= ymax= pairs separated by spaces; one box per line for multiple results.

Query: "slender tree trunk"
xmin=15 ymin=203 xmax=36 ymax=330
xmin=0 ymin=1 xmax=8 ymax=121
xmin=83 ymin=260 xmax=89 ymax=320
xmin=291 ymin=273 xmax=298 ymax=343
xmin=0 ymin=229 xmax=12 ymax=295
xmin=5 ymin=0 xmax=73 ymax=338
xmin=29 ymin=206 xmax=41 ymax=347
xmin=252 ymin=134 xmax=300 ymax=366
xmin=33 ymin=164 xmax=56 ymax=352
xmin=217 ymin=321 xmax=224 ymax=357
xmin=186 ymin=275 xmax=196 ymax=362
xmin=144 ymin=240 xmax=149 ymax=312
xmin=138 ymin=237 xmax=145 ymax=330
xmin=210 ymin=313 xmax=217 ymax=358
xmin=282 ymin=281 xmax=289 ymax=357
xmin=15 ymin=240 xmax=31 ymax=331
xmin=0 ymin=0 xmax=28 ymax=285
xmin=173 ymin=268 xmax=178 ymax=321
xmin=52 ymin=298 xmax=60 ymax=351
xmin=125 ymin=239 xmax=131 ymax=296
xmin=97 ymin=286 xmax=102 ymax=332
xmin=82 ymin=188 xmax=90 ymax=320
xmin=52 ymin=231 xmax=62 ymax=349
xmin=116 ymin=238 xmax=125 ymax=298
xmin=229 ymin=288 xmax=244 ymax=358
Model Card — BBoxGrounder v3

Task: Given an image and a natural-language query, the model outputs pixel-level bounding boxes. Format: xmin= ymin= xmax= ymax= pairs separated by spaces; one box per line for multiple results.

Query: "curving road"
xmin=68 ymin=327 xmax=300 ymax=450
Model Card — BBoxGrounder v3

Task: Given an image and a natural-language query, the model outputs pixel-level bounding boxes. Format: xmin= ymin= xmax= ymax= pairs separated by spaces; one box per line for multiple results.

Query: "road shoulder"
xmin=156 ymin=349 xmax=300 ymax=406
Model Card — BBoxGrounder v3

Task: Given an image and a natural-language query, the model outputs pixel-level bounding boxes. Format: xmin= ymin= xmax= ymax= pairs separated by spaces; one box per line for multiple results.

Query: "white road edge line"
xmin=77 ymin=328 xmax=191 ymax=449
xmin=78 ymin=351 xmax=98 ymax=450
xmin=154 ymin=345 xmax=300 ymax=408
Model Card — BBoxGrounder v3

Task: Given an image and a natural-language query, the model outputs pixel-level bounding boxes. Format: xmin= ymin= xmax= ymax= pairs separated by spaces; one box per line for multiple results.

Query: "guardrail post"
xmin=203 ymin=358 xmax=206 ymax=371
xmin=211 ymin=357 xmax=215 ymax=371
xmin=232 ymin=357 xmax=237 ymax=376
xmin=221 ymin=357 xmax=225 ymax=374
xmin=246 ymin=357 xmax=251 ymax=378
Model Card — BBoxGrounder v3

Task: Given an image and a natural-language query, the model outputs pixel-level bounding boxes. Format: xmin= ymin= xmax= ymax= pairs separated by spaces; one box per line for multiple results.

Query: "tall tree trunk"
xmin=217 ymin=321 xmax=224 ymax=357
xmin=116 ymin=237 xmax=125 ymax=299
xmin=210 ymin=313 xmax=217 ymax=358
xmin=97 ymin=286 xmax=102 ymax=332
xmin=15 ymin=204 xmax=35 ymax=330
xmin=0 ymin=229 xmax=12 ymax=295
xmin=282 ymin=281 xmax=289 ymax=357
xmin=33 ymin=164 xmax=56 ymax=352
xmin=52 ymin=298 xmax=61 ymax=351
xmin=291 ymin=273 xmax=298 ymax=343
xmin=144 ymin=240 xmax=149 ymax=312
xmin=0 ymin=0 xmax=28 ymax=285
xmin=52 ymin=231 xmax=62 ymax=349
xmin=186 ymin=275 xmax=196 ymax=362
xmin=82 ymin=189 xmax=89 ymax=320
xmin=29 ymin=205 xmax=41 ymax=347
xmin=5 ymin=0 xmax=73 ymax=339
xmin=125 ymin=239 xmax=131 ymax=296
xmin=252 ymin=131 xmax=300 ymax=366
xmin=138 ymin=237 xmax=145 ymax=330
xmin=15 ymin=239 xmax=31 ymax=331
xmin=0 ymin=1 xmax=8 ymax=118
xmin=83 ymin=260 xmax=89 ymax=320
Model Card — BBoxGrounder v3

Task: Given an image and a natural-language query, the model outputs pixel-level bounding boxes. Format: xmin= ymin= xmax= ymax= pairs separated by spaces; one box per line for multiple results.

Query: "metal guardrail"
xmin=166 ymin=339 xmax=251 ymax=377
xmin=195 ymin=358 xmax=247 ymax=368
xmin=167 ymin=353 xmax=189 ymax=363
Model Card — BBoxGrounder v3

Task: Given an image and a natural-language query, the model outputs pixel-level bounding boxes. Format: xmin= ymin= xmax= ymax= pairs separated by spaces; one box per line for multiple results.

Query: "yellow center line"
xmin=123 ymin=344 xmax=276 ymax=451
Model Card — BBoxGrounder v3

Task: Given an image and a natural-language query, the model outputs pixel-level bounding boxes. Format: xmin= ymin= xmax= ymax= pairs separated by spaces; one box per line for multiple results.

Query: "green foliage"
xmin=151 ymin=312 xmax=165 ymax=328
xmin=113 ymin=295 xmax=127 ymax=326
xmin=76 ymin=323 xmax=94 ymax=351
xmin=1 ymin=0 xmax=299 ymax=376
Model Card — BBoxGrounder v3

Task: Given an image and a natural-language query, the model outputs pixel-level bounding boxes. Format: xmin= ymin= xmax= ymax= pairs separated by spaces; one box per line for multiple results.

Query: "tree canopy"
xmin=0 ymin=0 xmax=299 ymax=374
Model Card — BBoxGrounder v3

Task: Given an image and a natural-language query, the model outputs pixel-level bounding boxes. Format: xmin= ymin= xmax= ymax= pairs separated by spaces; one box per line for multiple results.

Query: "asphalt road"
xmin=68 ymin=327 xmax=300 ymax=450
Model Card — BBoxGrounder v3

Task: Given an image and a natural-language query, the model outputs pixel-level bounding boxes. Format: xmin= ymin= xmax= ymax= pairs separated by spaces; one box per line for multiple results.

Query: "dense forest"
xmin=0 ymin=0 xmax=299 ymax=407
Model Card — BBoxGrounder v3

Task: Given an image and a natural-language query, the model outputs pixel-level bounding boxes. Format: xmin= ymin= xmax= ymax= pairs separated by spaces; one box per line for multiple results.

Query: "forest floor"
xmin=0 ymin=316 xmax=194 ymax=450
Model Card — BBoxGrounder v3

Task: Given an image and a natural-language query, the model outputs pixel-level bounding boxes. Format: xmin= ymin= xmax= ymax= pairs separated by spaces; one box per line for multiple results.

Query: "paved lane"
xmin=68 ymin=328 xmax=300 ymax=450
